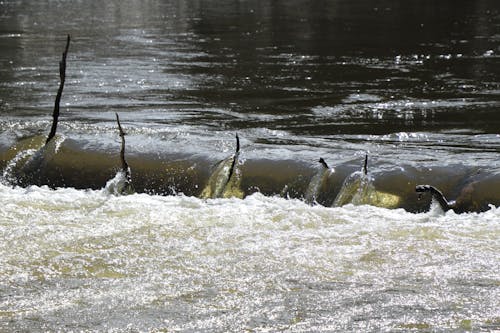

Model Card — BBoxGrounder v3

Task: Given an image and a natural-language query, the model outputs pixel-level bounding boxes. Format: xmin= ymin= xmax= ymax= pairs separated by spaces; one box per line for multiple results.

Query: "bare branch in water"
xmin=46 ymin=34 xmax=70 ymax=145
xmin=115 ymin=113 xmax=130 ymax=180
xmin=415 ymin=185 xmax=455 ymax=211
xmin=235 ymin=133 xmax=240 ymax=154
xmin=225 ymin=133 xmax=240 ymax=188
xmin=363 ymin=154 xmax=368 ymax=175
xmin=319 ymin=158 xmax=329 ymax=169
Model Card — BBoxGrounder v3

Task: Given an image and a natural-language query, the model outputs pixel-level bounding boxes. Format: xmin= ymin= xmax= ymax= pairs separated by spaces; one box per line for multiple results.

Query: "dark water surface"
xmin=1 ymin=0 xmax=500 ymax=207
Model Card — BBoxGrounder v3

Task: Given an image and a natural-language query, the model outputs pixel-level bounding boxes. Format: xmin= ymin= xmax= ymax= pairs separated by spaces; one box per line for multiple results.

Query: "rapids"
xmin=0 ymin=185 xmax=499 ymax=331
xmin=1 ymin=0 xmax=500 ymax=331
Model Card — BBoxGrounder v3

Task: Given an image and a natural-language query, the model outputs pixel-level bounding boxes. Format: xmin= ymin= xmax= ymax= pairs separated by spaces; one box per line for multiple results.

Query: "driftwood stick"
xmin=115 ymin=113 xmax=130 ymax=180
xmin=225 ymin=133 xmax=240 ymax=188
xmin=319 ymin=157 xmax=329 ymax=169
xmin=46 ymin=34 xmax=70 ymax=145
xmin=363 ymin=154 xmax=368 ymax=175
xmin=415 ymin=185 xmax=454 ymax=211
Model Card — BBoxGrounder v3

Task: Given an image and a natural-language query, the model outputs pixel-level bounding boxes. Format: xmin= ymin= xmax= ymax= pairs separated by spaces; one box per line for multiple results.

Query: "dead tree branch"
xmin=363 ymin=154 xmax=368 ymax=175
xmin=46 ymin=34 xmax=70 ymax=145
xmin=415 ymin=184 xmax=455 ymax=212
xmin=115 ymin=113 xmax=130 ymax=180
xmin=225 ymin=133 xmax=240 ymax=189
xmin=319 ymin=157 xmax=329 ymax=169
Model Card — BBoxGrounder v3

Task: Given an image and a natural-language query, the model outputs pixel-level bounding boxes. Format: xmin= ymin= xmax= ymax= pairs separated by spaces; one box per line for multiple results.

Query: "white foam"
xmin=0 ymin=186 xmax=498 ymax=331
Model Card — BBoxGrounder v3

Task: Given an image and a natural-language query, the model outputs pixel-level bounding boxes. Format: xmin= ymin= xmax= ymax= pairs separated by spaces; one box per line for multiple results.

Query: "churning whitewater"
xmin=1 ymin=0 xmax=500 ymax=331
xmin=0 ymin=184 xmax=498 ymax=331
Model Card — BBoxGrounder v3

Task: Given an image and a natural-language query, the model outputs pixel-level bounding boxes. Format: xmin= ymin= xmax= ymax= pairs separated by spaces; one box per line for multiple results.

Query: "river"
xmin=0 ymin=0 xmax=499 ymax=331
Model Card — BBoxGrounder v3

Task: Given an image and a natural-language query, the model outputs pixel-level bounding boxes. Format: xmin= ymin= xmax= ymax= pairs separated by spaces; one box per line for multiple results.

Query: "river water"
xmin=1 ymin=0 xmax=499 ymax=331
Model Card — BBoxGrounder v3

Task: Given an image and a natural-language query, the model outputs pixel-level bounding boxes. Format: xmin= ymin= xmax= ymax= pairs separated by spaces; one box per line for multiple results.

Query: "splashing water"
xmin=333 ymin=170 xmax=401 ymax=209
xmin=104 ymin=170 xmax=134 ymax=196
xmin=1 ymin=135 xmax=66 ymax=186
xmin=304 ymin=166 xmax=334 ymax=205
xmin=1 ymin=148 xmax=39 ymax=185
xmin=0 ymin=0 xmax=499 ymax=330
xmin=200 ymin=157 xmax=244 ymax=199
xmin=0 ymin=185 xmax=498 ymax=331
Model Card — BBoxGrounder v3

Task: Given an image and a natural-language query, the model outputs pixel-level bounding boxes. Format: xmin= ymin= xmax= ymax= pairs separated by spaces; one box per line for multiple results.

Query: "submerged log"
xmin=415 ymin=184 xmax=456 ymax=212
xmin=46 ymin=34 xmax=70 ymax=145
